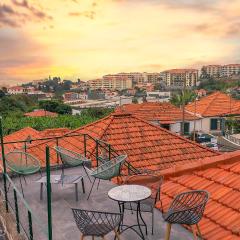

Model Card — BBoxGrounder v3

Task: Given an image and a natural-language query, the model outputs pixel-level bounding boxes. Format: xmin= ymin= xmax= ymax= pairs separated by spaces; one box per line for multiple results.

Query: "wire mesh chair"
xmin=54 ymin=146 xmax=92 ymax=182
xmin=5 ymin=151 xmax=41 ymax=197
xmin=124 ymin=173 xmax=164 ymax=234
xmin=72 ymin=208 xmax=122 ymax=239
xmin=163 ymin=190 xmax=209 ymax=240
xmin=87 ymin=155 xmax=127 ymax=199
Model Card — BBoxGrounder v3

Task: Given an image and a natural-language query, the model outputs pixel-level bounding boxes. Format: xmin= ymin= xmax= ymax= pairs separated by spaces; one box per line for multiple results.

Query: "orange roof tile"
xmin=186 ymin=91 xmax=240 ymax=117
xmin=24 ymin=110 xmax=58 ymax=117
xmin=3 ymin=127 xmax=40 ymax=153
xmin=152 ymin=151 xmax=240 ymax=240
xmin=120 ymin=102 xmax=199 ymax=123
xmin=12 ymin=111 xmax=218 ymax=169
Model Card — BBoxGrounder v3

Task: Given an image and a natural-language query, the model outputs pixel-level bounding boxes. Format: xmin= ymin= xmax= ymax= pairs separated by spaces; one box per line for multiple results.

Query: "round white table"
xmin=108 ymin=184 xmax=151 ymax=239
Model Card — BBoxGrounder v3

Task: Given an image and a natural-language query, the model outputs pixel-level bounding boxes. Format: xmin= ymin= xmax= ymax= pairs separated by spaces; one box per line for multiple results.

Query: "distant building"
xmin=222 ymin=64 xmax=240 ymax=77
xmin=88 ymin=76 xmax=132 ymax=90
xmin=201 ymin=65 xmax=222 ymax=77
xmin=136 ymin=83 xmax=154 ymax=92
xmin=195 ymin=89 xmax=207 ymax=97
xmin=146 ymin=91 xmax=171 ymax=102
xmin=7 ymin=86 xmax=25 ymax=94
xmin=64 ymin=92 xmax=88 ymax=101
xmin=201 ymin=64 xmax=240 ymax=77
xmin=160 ymin=69 xmax=198 ymax=87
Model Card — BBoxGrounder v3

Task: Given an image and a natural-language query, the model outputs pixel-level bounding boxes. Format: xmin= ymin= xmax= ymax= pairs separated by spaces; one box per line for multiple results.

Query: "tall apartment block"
xmin=160 ymin=69 xmax=198 ymax=87
xmin=103 ymin=72 xmax=160 ymax=85
xmin=88 ymin=76 xmax=132 ymax=90
xmin=202 ymin=64 xmax=240 ymax=77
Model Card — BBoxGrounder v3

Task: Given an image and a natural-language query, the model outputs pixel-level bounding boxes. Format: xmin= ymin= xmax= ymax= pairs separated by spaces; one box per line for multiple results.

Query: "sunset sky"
xmin=0 ymin=0 xmax=240 ymax=84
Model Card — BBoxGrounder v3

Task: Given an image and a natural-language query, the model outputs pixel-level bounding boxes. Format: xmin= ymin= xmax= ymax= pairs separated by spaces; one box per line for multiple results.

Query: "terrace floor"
xmin=3 ymin=167 xmax=193 ymax=240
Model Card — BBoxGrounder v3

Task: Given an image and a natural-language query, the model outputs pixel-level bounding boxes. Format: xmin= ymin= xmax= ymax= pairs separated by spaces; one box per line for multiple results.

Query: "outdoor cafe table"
xmin=108 ymin=184 xmax=151 ymax=240
xmin=36 ymin=174 xmax=85 ymax=201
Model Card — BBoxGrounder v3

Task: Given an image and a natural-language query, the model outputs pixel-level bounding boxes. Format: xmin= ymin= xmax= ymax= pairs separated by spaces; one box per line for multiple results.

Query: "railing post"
xmin=96 ymin=140 xmax=99 ymax=167
xmin=0 ymin=117 xmax=8 ymax=212
xmin=56 ymin=138 xmax=60 ymax=164
xmin=108 ymin=144 xmax=111 ymax=161
xmin=84 ymin=134 xmax=87 ymax=157
xmin=46 ymin=146 xmax=52 ymax=240
xmin=28 ymin=211 xmax=33 ymax=240
xmin=13 ymin=189 xmax=20 ymax=234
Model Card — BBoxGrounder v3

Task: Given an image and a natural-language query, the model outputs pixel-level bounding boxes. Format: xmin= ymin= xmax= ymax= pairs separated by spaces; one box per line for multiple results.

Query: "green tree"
xmin=170 ymin=90 xmax=196 ymax=107
xmin=39 ymin=100 xmax=72 ymax=114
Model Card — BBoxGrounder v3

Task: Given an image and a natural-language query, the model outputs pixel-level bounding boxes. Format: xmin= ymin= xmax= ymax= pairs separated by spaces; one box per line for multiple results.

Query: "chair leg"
xmin=114 ymin=228 xmax=121 ymax=240
xmin=152 ymin=209 xmax=154 ymax=235
xmin=165 ymin=223 xmax=172 ymax=240
xmin=101 ymin=236 xmax=105 ymax=240
xmin=19 ymin=175 xmax=25 ymax=198
xmin=82 ymin=165 xmax=92 ymax=183
xmin=196 ymin=224 xmax=202 ymax=239
xmin=80 ymin=234 xmax=84 ymax=240
xmin=97 ymin=178 xmax=101 ymax=190
xmin=87 ymin=178 xmax=96 ymax=200
xmin=191 ymin=225 xmax=197 ymax=240
xmin=92 ymin=237 xmax=94 ymax=240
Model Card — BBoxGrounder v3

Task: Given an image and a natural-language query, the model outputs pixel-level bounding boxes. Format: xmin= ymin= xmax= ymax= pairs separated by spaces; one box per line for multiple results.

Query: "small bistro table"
xmin=36 ymin=174 xmax=85 ymax=201
xmin=108 ymin=184 xmax=151 ymax=240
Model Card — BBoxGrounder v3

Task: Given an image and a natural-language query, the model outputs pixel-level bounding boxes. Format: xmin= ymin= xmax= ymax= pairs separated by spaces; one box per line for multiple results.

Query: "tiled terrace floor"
xmin=3 ymin=167 xmax=193 ymax=240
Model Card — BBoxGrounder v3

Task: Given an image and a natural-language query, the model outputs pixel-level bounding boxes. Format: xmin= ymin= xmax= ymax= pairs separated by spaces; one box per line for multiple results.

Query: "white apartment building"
xmin=201 ymin=65 xmax=222 ymax=77
xmin=160 ymin=69 xmax=198 ymax=87
xmin=103 ymin=72 xmax=160 ymax=85
xmin=88 ymin=76 xmax=132 ymax=90
xmin=222 ymin=64 xmax=240 ymax=77
xmin=201 ymin=64 xmax=240 ymax=77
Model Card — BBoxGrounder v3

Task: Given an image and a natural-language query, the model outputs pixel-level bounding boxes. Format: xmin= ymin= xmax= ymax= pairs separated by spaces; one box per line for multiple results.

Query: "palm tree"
xmin=170 ymin=90 xmax=197 ymax=107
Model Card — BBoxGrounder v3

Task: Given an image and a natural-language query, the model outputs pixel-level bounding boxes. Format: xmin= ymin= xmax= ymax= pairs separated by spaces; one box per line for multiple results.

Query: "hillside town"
xmin=1 ymin=0 xmax=240 ymax=239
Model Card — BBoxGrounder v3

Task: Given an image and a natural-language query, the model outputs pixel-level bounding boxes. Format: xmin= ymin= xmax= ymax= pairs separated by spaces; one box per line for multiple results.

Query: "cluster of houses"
xmin=3 ymin=90 xmax=240 ymax=239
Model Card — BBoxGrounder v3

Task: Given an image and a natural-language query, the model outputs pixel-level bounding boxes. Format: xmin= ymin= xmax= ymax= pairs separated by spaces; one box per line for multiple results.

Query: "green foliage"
xmin=39 ymin=100 xmax=72 ymax=114
xmin=0 ymin=95 xmax=38 ymax=117
xmin=170 ymin=90 xmax=196 ymax=107
xmin=198 ymin=78 xmax=240 ymax=92
xmin=80 ymin=108 xmax=113 ymax=119
xmin=2 ymin=108 xmax=113 ymax=136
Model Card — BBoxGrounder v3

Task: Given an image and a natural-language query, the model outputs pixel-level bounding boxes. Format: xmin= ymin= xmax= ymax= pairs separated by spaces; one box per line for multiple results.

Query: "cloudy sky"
xmin=0 ymin=0 xmax=240 ymax=84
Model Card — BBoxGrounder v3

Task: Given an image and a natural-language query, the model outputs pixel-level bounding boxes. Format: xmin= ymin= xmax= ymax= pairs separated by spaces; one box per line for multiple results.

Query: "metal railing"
xmin=0 ymin=118 xmax=140 ymax=240
xmin=225 ymin=133 xmax=240 ymax=146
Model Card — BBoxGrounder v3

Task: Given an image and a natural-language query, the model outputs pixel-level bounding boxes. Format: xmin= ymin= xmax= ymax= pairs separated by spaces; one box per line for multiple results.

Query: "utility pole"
xmin=181 ymin=80 xmax=186 ymax=136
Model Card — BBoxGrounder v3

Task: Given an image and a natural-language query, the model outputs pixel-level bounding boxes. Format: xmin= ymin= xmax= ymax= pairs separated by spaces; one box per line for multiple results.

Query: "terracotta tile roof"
xmin=153 ymin=151 xmax=240 ymax=240
xmin=39 ymin=128 xmax=69 ymax=137
xmin=120 ymin=102 xmax=199 ymax=123
xmin=162 ymin=69 xmax=198 ymax=74
xmin=3 ymin=127 xmax=40 ymax=153
xmin=24 ymin=110 xmax=58 ymax=117
xmin=16 ymin=111 xmax=219 ymax=169
xmin=186 ymin=91 xmax=240 ymax=117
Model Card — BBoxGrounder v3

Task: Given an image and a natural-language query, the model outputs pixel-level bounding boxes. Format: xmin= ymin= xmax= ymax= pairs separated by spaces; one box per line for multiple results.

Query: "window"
xmin=184 ymin=122 xmax=190 ymax=135
xmin=210 ymin=118 xmax=221 ymax=130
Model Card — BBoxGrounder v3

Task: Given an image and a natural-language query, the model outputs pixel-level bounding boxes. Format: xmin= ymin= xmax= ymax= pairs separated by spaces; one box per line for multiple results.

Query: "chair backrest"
xmin=91 ymin=155 xmax=127 ymax=180
xmin=5 ymin=151 xmax=41 ymax=175
xmin=124 ymin=173 xmax=164 ymax=203
xmin=72 ymin=208 xmax=122 ymax=236
xmin=54 ymin=146 xmax=89 ymax=167
xmin=167 ymin=190 xmax=209 ymax=225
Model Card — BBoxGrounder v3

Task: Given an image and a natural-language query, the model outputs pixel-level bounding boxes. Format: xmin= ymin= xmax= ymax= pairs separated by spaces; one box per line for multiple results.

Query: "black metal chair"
xmin=163 ymin=190 xmax=209 ymax=240
xmin=72 ymin=208 xmax=122 ymax=240
xmin=124 ymin=173 xmax=164 ymax=234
